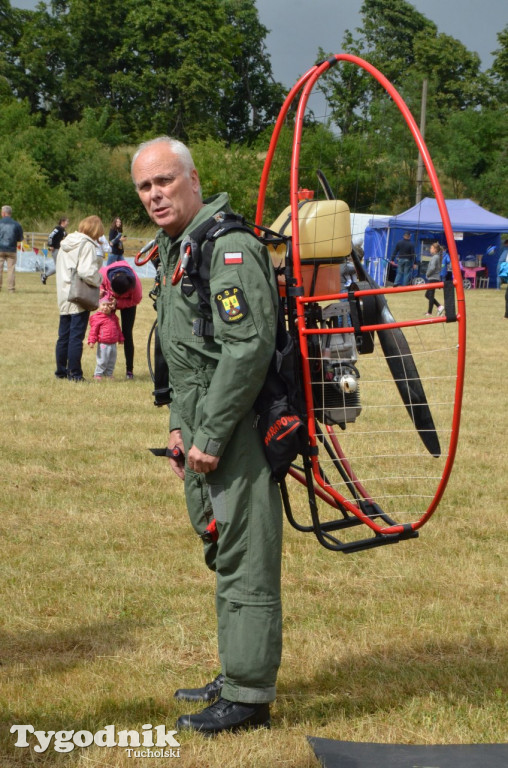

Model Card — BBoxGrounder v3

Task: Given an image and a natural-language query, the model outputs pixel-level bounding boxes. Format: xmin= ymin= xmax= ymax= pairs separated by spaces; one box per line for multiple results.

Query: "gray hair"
xmin=131 ymin=136 xmax=196 ymax=182
xmin=2 ymin=205 xmax=12 ymax=216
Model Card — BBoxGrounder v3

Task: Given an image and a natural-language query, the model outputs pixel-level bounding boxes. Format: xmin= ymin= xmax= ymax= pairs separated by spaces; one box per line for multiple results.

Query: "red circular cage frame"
xmin=255 ymin=55 xmax=466 ymax=547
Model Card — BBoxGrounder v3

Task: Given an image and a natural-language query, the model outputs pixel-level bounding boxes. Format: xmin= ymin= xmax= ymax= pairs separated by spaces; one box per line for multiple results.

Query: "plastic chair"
xmin=477 ymin=266 xmax=489 ymax=289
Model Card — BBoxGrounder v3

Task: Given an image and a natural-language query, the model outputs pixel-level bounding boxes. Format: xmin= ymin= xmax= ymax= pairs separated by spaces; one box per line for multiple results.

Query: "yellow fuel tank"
xmin=269 ymin=199 xmax=351 ymax=261
xmin=268 ymin=199 xmax=352 ymax=297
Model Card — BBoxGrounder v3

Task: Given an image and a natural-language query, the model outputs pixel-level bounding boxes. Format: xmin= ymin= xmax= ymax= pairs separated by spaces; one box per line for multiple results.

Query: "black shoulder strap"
xmin=184 ymin=213 xmax=261 ymax=327
xmin=189 ymin=211 xmax=287 ymax=265
xmin=183 ymin=211 xmax=289 ymax=335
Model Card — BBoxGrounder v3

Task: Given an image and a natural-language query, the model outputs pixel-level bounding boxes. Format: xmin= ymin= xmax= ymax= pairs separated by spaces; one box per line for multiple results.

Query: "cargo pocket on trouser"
xmin=224 ymin=598 xmax=282 ymax=689
xmin=207 ymin=483 xmax=227 ymax=524
xmin=184 ymin=468 xmax=216 ymax=571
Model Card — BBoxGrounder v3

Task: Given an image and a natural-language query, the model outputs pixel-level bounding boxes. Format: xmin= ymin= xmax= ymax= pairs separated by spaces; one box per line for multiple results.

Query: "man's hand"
xmin=168 ymin=429 xmax=185 ymax=480
xmin=187 ymin=445 xmax=219 ymax=474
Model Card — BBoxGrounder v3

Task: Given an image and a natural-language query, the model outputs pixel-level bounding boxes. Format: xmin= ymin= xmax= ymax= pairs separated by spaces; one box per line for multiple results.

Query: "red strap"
xmin=205 ymin=519 xmax=218 ymax=542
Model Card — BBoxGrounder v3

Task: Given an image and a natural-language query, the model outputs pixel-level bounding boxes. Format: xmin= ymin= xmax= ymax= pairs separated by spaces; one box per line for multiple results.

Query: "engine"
xmin=309 ymin=302 xmax=362 ymax=428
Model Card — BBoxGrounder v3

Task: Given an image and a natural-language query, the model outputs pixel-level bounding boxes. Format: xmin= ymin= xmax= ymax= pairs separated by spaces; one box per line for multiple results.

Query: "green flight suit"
xmin=156 ymin=193 xmax=283 ymax=704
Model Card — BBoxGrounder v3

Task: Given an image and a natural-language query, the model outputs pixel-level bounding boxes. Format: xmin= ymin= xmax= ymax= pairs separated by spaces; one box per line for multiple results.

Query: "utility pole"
xmin=415 ymin=78 xmax=428 ymax=205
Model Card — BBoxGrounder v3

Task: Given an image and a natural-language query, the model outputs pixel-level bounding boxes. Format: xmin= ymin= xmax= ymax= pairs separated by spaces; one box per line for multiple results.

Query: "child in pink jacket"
xmin=87 ymin=296 xmax=124 ymax=379
xmin=99 ymin=262 xmax=142 ymax=379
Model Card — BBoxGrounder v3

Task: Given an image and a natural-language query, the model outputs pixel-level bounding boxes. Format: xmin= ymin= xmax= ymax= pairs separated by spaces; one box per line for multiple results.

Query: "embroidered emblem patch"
xmin=224 ymin=252 xmax=243 ymax=265
xmin=214 ymin=287 xmax=248 ymax=323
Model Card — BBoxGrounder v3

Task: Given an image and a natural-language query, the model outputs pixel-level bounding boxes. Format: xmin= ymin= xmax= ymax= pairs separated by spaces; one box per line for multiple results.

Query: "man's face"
xmin=132 ymin=143 xmax=202 ymax=237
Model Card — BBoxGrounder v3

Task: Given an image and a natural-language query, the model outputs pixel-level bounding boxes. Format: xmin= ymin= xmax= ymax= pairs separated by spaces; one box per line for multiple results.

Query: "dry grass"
xmin=0 ymin=273 xmax=506 ymax=766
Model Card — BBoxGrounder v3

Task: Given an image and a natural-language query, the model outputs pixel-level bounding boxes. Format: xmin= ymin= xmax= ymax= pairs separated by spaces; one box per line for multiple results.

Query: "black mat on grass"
xmin=308 ymin=737 xmax=508 ymax=768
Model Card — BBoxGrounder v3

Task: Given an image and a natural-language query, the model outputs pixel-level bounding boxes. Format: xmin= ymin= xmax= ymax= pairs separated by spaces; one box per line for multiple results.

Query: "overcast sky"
xmin=254 ymin=0 xmax=506 ymax=87
xmin=11 ymin=0 xmax=507 ymax=87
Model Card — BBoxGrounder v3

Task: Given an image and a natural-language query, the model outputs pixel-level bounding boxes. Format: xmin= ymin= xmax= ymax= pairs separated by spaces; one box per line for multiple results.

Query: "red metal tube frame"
xmin=256 ymin=54 xmax=466 ymax=535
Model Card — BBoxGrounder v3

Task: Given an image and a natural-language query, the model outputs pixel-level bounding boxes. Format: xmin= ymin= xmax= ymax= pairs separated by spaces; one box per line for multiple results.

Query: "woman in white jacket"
xmin=55 ymin=215 xmax=104 ymax=381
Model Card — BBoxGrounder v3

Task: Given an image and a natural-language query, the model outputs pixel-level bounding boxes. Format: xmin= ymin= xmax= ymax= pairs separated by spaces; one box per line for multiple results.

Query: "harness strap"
xmin=182 ymin=211 xmax=290 ymax=338
xmin=443 ymin=280 xmax=457 ymax=322
xmin=192 ymin=317 xmax=215 ymax=337
xmin=186 ymin=212 xmax=273 ymax=336
xmin=347 ymin=283 xmax=364 ymax=351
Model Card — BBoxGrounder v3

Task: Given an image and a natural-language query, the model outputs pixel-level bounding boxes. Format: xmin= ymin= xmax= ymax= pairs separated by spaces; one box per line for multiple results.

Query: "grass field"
xmin=0 ymin=272 xmax=506 ymax=767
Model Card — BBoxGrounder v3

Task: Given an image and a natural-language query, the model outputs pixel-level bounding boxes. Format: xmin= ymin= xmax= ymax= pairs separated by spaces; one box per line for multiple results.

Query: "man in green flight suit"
xmin=132 ymin=137 xmax=283 ymax=735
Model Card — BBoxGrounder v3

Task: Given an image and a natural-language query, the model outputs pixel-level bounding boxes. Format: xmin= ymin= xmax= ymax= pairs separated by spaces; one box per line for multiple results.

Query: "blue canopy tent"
xmin=363 ymin=198 xmax=508 ymax=287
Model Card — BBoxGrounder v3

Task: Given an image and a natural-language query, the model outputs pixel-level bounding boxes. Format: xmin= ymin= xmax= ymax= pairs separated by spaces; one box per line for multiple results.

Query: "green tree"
xmin=359 ymin=0 xmax=435 ymax=81
xmin=432 ymin=108 xmax=508 ymax=214
xmin=2 ymin=0 xmax=506 ymax=224
xmin=113 ymin=0 xmax=235 ymax=141
xmin=412 ymin=31 xmax=487 ymax=118
xmin=0 ymin=148 xmax=69 ymax=221
xmin=253 ymin=122 xmax=345 ymax=223
xmin=0 ymin=96 xmax=64 ymax=219
xmin=10 ymin=0 xmax=132 ymax=122
xmin=315 ymin=0 xmax=435 ymax=138
xmin=4 ymin=0 xmax=283 ymax=144
xmin=316 ymin=34 xmax=372 ymax=137
xmin=7 ymin=3 xmax=71 ymax=116
xmin=314 ymin=0 xmax=494 ymax=212
xmin=218 ymin=0 xmax=285 ymax=144
xmin=191 ymin=137 xmax=264 ymax=219
xmin=0 ymin=0 xmax=15 ymax=94
xmin=324 ymin=0 xmax=484 ymax=121
xmin=488 ymin=24 xmax=508 ymax=104
xmin=67 ymin=141 xmax=136 ymax=221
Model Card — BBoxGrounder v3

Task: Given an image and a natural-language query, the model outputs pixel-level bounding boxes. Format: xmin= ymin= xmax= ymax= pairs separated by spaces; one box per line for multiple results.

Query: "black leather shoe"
xmin=174 ymin=673 xmax=224 ymax=702
xmin=176 ymin=697 xmax=270 ymax=735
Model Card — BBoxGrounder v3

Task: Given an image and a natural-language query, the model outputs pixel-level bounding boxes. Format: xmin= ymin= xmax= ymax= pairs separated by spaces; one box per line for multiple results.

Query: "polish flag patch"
xmin=224 ymin=252 xmax=243 ymax=265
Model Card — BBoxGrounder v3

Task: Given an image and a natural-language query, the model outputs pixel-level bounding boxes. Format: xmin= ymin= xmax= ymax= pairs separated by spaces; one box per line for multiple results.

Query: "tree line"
xmin=0 ymin=0 xmax=506 ymax=229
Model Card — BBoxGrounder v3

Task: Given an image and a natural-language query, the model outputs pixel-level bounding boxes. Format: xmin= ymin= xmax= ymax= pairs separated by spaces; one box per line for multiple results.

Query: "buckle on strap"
xmin=192 ymin=317 xmax=214 ymax=337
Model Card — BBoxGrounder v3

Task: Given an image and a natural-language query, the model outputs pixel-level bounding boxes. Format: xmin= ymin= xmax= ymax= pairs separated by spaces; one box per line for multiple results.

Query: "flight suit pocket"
xmin=173 ymin=373 xmax=208 ymax=435
xmin=207 ymin=483 xmax=227 ymax=523
xmin=225 ymin=598 xmax=282 ymax=687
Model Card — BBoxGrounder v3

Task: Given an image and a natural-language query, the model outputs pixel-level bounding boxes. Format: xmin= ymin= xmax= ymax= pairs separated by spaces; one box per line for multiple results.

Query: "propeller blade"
xmin=312 ymin=173 xmax=440 ymax=457
xmin=375 ymin=312 xmax=441 ymax=458
xmin=351 ymin=251 xmax=441 ymax=457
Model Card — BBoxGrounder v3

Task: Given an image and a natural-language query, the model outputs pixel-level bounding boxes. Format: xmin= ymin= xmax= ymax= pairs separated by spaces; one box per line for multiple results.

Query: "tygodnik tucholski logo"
xmin=10 ymin=723 xmax=181 ymax=758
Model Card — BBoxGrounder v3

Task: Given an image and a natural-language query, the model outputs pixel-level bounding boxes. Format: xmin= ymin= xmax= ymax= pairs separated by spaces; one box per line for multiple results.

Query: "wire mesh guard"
xmin=293 ymin=286 xmax=459 ymax=542
xmin=255 ymin=53 xmax=466 ymax=551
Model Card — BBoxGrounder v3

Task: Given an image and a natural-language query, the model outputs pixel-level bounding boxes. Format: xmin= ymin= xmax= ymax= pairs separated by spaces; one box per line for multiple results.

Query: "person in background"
xmin=496 ymin=239 xmax=508 ymax=289
xmin=96 ymin=233 xmax=109 ymax=262
xmin=392 ymin=231 xmax=416 ymax=287
xmin=0 ymin=205 xmax=23 ymax=293
xmin=87 ymin=295 xmax=124 ymax=379
xmin=42 ymin=216 xmax=68 ymax=284
xmin=440 ymin=248 xmax=452 ymax=282
xmin=340 ymin=258 xmax=357 ymax=288
xmin=424 ymin=242 xmax=445 ymax=317
xmin=99 ymin=261 xmax=142 ymax=379
xmin=131 ymin=136 xmax=282 ymax=736
xmin=107 ymin=216 xmax=126 ymax=265
xmin=55 ymin=215 xmax=104 ymax=381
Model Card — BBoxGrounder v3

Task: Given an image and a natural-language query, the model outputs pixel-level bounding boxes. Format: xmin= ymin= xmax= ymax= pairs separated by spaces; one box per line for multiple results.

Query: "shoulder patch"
xmin=214 ymin=287 xmax=248 ymax=323
xmin=224 ymin=252 xmax=243 ymax=265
